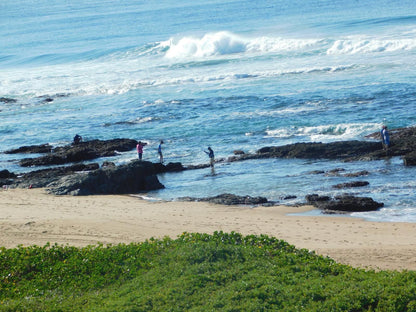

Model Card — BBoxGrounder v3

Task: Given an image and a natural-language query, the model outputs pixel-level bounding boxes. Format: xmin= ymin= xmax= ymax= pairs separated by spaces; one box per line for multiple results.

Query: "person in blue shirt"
xmin=380 ymin=125 xmax=390 ymax=150
xmin=158 ymin=140 xmax=164 ymax=163
xmin=204 ymin=147 xmax=215 ymax=167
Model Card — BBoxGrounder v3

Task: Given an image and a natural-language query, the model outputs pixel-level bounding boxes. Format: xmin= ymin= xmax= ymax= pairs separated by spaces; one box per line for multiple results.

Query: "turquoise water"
xmin=1 ymin=0 xmax=416 ymax=221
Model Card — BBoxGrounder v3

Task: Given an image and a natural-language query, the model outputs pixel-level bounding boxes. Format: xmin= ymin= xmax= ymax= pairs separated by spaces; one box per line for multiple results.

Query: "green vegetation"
xmin=1 ymin=232 xmax=416 ymax=311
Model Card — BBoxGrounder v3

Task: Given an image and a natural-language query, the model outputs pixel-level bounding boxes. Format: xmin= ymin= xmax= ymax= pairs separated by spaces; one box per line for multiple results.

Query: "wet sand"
xmin=1 ymin=188 xmax=416 ymax=271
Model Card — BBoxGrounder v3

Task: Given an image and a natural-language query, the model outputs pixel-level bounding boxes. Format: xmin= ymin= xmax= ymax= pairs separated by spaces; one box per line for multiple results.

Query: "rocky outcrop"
xmin=227 ymin=126 xmax=416 ymax=164
xmin=3 ymin=159 xmax=186 ymax=192
xmin=256 ymin=141 xmax=381 ymax=160
xmin=47 ymin=160 xmax=164 ymax=196
xmin=154 ymin=162 xmax=185 ymax=173
xmin=0 ymin=170 xmax=17 ymax=186
xmin=332 ymin=181 xmax=369 ymax=189
xmin=5 ymin=144 xmax=53 ymax=154
xmin=306 ymin=194 xmax=384 ymax=214
xmin=179 ymin=193 xmax=271 ymax=206
xmin=18 ymin=138 xmax=138 ymax=167
xmin=343 ymin=170 xmax=369 ymax=177
xmin=227 ymin=141 xmax=383 ymax=162
xmin=11 ymin=163 xmax=100 ymax=189
xmin=403 ymin=151 xmax=416 ymax=166
xmin=0 ymin=170 xmax=16 ymax=179
xmin=365 ymin=126 xmax=416 ymax=163
xmin=3 ymin=126 xmax=415 ymax=199
xmin=0 ymin=97 xmax=17 ymax=103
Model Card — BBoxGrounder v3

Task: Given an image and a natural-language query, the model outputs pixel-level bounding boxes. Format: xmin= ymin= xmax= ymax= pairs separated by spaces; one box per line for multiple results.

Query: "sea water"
xmin=1 ymin=0 xmax=416 ymax=222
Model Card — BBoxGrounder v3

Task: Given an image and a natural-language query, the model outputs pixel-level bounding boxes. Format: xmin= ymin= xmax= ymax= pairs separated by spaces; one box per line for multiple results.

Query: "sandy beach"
xmin=1 ymin=187 xmax=416 ymax=271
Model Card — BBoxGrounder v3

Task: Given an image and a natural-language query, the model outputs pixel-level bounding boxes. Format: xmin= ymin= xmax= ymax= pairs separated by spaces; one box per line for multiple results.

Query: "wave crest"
xmin=164 ymin=31 xmax=324 ymax=59
xmin=163 ymin=31 xmax=416 ymax=59
xmin=165 ymin=31 xmax=246 ymax=58
xmin=266 ymin=123 xmax=381 ymax=142
xmin=327 ymin=38 xmax=416 ymax=54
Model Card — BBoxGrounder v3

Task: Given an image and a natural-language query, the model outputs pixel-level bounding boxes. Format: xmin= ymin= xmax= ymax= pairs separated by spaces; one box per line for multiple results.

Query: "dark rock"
xmin=42 ymin=98 xmax=54 ymax=103
xmin=403 ymin=151 xmax=416 ymax=166
xmin=154 ymin=162 xmax=185 ymax=173
xmin=19 ymin=138 xmax=137 ymax=167
xmin=309 ymin=170 xmax=325 ymax=175
xmin=233 ymin=150 xmax=245 ymax=155
xmin=231 ymin=126 xmax=416 ymax=163
xmin=0 ymin=170 xmax=16 ymax=179
xmin=280 ymin=195 xmax=297 ymax=200
xmin=102 ymin=161 xmax=116 ymax=168
xmin=19 ymin=153 xmax=89 ymax=167
xmin=332 ymin=181 xmax=369 ymax=189
xmin=257 ymin=141 xmax=381 ymax=160
xmin=13 ymin=163 xmax=100 ymax=188
xmin=365 ymin=126 xmax=416 ymax=158
xmin=343 ymin=170 xmax=369 ymax=177
xmin=325 ymin=168 xmax=346 ymax=176
xmin=47 ymin=160 xmax=164 ymax=195
xmin=5 ymin=144 xmax=53 ymax=154
xmin=180 ymin=193 xmax=269 ymax=206
xmin=0 ymin=170 xmax=17 ymax=186
xmin=0 ymin=97 xmax=17 ymax=103
xmin=327 ymin=168 xmax=345 ymax=174
xmin=227 ymin=156 xmax=240 ymax=162
xmin=70 ymin=163 xmax=100 ymax=171
xmin=0 ymin=179 xmax=14 ymax=186
xmin=305 ymin=194 xmax=331 ymax=203
xmin=185 ymin=164 xmax=212 ymax=170
xmin=306 ymin=194 xmax=383 ymax=213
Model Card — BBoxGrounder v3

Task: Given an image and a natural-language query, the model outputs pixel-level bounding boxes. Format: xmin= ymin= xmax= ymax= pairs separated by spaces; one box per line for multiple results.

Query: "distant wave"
xmin=103 ymin=116 xmax=157 ymax=127
xmin=346 ymin=15 xmax=416 ymax=27
xmin=0 ymin=62 xmax=358 ymax=101
xmin=161 ymin=31 xmax=416 ymax=59
xmin=2 ymin=30 xmax=415 ymax=100
xmin=163 ymin=31 xmax=324 ymax=59
xmin=164 ymin=32 xmax=247 ymax=58
xmin=327 ymin=37 xmax=416 ymax=54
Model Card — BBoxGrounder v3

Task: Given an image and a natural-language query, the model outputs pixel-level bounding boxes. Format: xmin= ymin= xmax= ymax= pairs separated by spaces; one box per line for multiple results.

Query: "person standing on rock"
xmin=158 ymin=140 xmax=164 ymax=163
xmin=380 ymin=125 xmax=390 ymax=150
xmin=204 ymin=147 xmax=215 ymax=167
xmin=136 ymin=141 xmax=147 ymax=160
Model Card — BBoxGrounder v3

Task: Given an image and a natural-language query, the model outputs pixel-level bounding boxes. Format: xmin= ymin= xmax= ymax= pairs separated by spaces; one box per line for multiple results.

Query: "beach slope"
xmin=1 ymin=188 xmax=416 ymax=271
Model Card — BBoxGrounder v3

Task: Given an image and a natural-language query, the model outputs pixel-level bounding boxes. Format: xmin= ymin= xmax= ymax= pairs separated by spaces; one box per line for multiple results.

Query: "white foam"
xmin=266 ymin=123 xmax=381 ymax=141
xmin=327 ymin=37 xmax=416 ymax=54
xmin=1 ymin=31 xmax=414 ymax=99
xmin=165 ymin=31 xmax=247 ymax=59
xmin=163 ymin=31 xmax=326 ymax=59
xmin=164 ymin=31 xmax=416 ymax=60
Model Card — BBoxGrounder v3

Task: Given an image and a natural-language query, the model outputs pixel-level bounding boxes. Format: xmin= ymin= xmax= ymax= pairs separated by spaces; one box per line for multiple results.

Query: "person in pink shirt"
xmin=136 ymin=141 xmax=147 ymax=160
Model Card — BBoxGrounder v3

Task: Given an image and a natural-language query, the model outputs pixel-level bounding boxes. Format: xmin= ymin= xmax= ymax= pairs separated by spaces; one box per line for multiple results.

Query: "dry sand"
xmin=1 ymin=187 xmax=416 ymax=271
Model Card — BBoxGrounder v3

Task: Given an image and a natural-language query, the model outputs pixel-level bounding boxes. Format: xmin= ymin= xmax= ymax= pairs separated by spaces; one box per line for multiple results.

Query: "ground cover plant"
xmin=1 ymin=231 xmax=416 ymax=311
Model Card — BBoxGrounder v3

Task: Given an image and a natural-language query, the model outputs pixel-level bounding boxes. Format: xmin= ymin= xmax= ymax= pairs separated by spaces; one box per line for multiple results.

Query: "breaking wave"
xmin=163 ymin=31 xmax=324 ymax=59
xmin=265 ymin=123 xmax=381 ymax=142
xmin=2 ymin=30 xmax=415 ymax=100
xmin=161 ymin=31 xmax=416 ymax=59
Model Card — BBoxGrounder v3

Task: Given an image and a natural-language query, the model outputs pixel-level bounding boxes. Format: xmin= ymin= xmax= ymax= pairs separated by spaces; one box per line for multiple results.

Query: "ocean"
xmin=1 ymin=0 xmax=416 ymax=222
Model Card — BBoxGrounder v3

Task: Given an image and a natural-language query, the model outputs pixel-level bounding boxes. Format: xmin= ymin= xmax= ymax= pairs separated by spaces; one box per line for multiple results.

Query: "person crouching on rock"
xmin=136 ymin=141 xmax=147 ymax=160
xmin=73 ymin=134 xmax=82 ymax=144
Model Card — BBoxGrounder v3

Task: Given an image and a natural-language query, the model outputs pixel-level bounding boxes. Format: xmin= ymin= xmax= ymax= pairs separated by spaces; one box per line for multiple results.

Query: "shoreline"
xmin=1 ymin=188 xmax=416 ymax=271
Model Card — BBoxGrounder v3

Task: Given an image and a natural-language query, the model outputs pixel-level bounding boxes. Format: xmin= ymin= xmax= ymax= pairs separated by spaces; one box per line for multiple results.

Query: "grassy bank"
xmin=1 ymin=232 xmax=416 ymax=311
